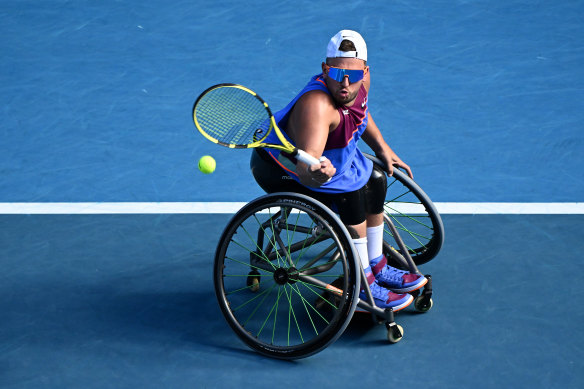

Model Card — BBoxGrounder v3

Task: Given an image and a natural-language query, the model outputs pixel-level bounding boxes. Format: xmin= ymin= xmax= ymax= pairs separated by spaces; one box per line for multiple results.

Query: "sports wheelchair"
xmin=213 ymin=153 xmax=444 ymax=359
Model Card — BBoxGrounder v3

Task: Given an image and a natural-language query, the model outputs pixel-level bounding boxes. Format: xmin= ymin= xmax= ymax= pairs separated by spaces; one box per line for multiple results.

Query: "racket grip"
xmin=295 ymin=149 xmax=321 ymax=166
xmin=295 ymin=150 xmax=332 ymax=183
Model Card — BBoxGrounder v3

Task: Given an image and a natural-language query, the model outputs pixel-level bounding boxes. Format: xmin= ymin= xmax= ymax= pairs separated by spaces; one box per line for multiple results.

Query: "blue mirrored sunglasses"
xmin=326 ymin=66 xmax=365 ymax=83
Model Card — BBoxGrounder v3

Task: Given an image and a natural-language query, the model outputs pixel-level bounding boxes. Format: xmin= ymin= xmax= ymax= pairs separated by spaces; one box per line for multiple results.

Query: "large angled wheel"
xmin=214 ymin=193 xmax=360 ymax=359
xmin=364 ymin=154 xmax=444 ymax=266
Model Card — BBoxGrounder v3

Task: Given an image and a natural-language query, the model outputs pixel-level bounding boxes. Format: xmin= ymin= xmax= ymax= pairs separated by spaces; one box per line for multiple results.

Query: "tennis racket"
xmin=192 ymin=83 xmax=322 ymax=166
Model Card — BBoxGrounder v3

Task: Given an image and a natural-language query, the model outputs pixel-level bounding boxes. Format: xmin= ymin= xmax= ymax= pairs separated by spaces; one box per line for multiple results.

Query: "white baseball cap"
xmin=326 ymin=30 xmax=367 ymax=61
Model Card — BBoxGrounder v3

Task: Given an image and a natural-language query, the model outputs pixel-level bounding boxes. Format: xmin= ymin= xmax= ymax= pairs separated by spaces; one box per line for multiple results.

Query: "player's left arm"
xmin=361 ymin=112 xmax=413 ymax=178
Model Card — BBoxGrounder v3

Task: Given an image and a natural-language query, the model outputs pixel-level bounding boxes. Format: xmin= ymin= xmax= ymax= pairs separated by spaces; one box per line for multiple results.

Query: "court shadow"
xmin=86 ymin=289 xmax=298 ymax=363
xmin=87 ymin=289 xmax=225 ymax=343
xmin=335 ymin=310 xmax=430 ymax=348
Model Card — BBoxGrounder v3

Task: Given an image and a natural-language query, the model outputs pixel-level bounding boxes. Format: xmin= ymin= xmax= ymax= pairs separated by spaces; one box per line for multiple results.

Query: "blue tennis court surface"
xmin=1 ymin=0 xmax=583 ymax=388
xmin=1 ymin=214 xmax=582 ymax=388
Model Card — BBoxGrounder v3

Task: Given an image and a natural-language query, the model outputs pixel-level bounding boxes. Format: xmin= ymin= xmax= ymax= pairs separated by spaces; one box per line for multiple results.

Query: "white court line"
xmin=435 ymin=203 xmax=584 ymax=214
xmin=0 ymin=202 xmax=583 ymax=214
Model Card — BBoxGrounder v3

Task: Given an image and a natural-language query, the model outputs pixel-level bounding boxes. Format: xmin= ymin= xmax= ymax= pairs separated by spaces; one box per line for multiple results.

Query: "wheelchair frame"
xmin=213 ymin=155 xmax=444 ymax=359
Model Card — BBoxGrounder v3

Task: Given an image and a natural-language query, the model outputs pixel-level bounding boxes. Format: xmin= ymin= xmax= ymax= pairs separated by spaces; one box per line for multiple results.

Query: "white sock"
xmin=366 ymin=224 xmax=384 ymax=261
xmin=352 ymin=237 xmax=369 ymax=270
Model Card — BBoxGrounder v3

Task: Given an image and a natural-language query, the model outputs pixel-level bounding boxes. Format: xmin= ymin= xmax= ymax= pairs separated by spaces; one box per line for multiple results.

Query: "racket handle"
xmin=295 ymin=149 xmax=322 ymax=166
xmin=295 ymin=150 xmax=332 ymax=183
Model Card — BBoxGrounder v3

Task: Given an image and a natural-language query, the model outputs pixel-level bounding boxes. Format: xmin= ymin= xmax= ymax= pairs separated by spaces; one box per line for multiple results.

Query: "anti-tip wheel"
xmin=387 ymin=324 xmax=404 ymax=344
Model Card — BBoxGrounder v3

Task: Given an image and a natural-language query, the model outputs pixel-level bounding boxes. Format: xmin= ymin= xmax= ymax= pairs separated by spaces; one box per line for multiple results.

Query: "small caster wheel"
xmin=387 ymin=323 xmax=404 ymax=344
xmin=414 ymin=295 xmax=433 ymax=312
xmin=247 ymin=270 xmax=260 ymax=292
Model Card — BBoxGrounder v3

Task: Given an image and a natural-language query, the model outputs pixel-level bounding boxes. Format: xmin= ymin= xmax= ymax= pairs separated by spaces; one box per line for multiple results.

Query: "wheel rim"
xmin=214 ymin=194 xmax=359 ymax=359
xmin=363 ymin=153 xmax=444 ymax=265
xmin=383 ymin=169 xmax=444 ymax=265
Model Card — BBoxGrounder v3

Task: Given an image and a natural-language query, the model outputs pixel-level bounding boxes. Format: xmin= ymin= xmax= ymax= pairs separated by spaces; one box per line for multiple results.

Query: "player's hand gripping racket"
xmin=192 ymin=83 xmax=323 ymax=166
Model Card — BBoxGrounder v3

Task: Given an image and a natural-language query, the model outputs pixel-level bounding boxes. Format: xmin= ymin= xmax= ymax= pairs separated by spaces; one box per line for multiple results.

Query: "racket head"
xmin=192 ymin=83 xmax=275 ymax=148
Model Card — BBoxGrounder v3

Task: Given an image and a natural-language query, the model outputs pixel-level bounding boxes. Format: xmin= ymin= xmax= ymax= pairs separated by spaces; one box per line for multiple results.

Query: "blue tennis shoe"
xmin=359 ymin=268 xmax=413 ymax=311
xmin=370 ymin=255 xmax=427 ymax=293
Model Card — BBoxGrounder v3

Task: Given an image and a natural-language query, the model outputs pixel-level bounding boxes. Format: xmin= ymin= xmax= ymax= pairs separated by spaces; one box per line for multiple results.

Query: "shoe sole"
xmin=384 ymin=276 xmax=428 ymax=294
xmin=390 ymin=294 xmax=414 ymax=311
xmin=355 ymin=293 xmax=414 ymax=313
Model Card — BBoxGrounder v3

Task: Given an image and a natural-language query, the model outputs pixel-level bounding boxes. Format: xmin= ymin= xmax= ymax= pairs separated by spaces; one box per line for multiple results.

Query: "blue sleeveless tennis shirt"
xmin=264 ymin=74 xmax=373 ymax=194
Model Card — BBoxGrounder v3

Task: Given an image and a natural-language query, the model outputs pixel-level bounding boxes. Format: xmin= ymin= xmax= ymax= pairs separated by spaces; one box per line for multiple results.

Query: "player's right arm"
xmin=286 ymin=90 xmax=338 ymax=187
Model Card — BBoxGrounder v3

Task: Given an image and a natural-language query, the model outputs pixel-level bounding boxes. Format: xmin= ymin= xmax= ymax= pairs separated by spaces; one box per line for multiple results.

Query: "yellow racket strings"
xmin=195 ymin=86 xmax=270 ymax=146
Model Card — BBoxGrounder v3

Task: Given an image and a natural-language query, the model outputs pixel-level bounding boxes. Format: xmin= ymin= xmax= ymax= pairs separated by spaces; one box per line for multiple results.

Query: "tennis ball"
xmin=198 ymin=155 xmax=216 ymax=174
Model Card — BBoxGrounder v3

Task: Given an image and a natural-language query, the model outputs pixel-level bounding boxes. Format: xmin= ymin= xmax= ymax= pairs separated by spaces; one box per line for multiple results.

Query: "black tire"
xmin=214 ymin=193 xmax=360 ymax=359
xmin=364 ymin=154 xmax=444 ymax=266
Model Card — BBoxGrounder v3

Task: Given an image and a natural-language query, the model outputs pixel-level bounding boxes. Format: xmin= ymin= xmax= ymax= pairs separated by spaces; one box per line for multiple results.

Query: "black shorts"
xmin=250 ymin=149 xmax=387 ymax=226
